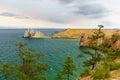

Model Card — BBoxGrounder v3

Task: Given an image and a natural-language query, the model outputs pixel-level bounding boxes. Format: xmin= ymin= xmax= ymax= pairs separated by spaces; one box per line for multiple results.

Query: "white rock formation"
xmin=33 ymin=31 xmax=45 ymax=38
xmin=23 ymin=28 xmax=45 ymax=38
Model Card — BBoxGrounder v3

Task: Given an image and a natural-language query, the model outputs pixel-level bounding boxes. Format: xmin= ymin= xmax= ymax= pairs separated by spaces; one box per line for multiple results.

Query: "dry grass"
xmin=51 ymin=29 xmax=120 ymax=39
xmin=77 ymin=69 xmax=120 ymax=80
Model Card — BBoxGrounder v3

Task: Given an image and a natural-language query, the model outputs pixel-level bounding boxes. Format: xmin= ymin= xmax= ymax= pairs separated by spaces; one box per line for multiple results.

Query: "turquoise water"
xmin=0 ymin=29 xmax=85 ymax=80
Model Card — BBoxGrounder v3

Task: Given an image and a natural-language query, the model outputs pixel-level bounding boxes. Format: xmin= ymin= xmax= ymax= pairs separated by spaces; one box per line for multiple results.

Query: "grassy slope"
xmin=51 ymin=29 xmax=120 ymax=39
xmin=78 ymin=69 xmax=120 ymax=80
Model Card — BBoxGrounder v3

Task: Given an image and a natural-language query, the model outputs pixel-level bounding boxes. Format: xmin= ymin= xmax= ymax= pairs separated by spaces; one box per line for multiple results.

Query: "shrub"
xmin=80 ymin=67 xmax=90 ymax=77
xmin=111 ymin=33 xmax=120 ymax=43
xmin=109 ymin=62 xmax=120 ymax=71
xmin=91 ymin=62 xmax=110 ymax=80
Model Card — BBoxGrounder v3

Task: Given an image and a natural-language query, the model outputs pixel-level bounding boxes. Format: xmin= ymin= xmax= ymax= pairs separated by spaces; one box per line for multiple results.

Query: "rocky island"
xmin=23 ymin=28 xmax=46 ymax=38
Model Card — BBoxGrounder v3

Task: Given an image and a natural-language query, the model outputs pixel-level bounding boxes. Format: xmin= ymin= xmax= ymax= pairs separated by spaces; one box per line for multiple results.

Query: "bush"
xmin=91 ymin=62 xmax=110 ymax=80
xmin=109 ymin=62 xmax=120 ymax=71
xmin=111 ymin=33 xmax=120 ymax=43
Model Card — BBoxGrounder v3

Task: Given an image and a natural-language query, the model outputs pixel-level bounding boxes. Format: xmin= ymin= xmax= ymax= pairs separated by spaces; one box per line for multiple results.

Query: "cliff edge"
xmin=51 ymin=29 xmax=120 ymax=49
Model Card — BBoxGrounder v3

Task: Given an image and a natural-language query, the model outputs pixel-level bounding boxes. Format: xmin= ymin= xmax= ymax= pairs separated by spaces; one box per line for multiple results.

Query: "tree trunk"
xmin=67 ymin=68 xmax=70 ymax=80
xmin=92 ymin=64 xmax=95 ymax=70
xmin=67 ymin=74 xmax=69 ymax=80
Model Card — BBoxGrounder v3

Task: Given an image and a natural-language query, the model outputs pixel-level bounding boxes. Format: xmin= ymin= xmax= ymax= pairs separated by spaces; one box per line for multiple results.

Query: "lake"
xmin=0 ymin=29 xmax=86 ymax=80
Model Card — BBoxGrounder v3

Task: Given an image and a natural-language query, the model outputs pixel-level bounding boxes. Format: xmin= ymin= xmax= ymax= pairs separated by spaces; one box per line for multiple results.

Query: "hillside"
xmin=51 ymin=29 xmax=120 ymax=50
xmin=51 ymin=29 xmax=120 ymax=39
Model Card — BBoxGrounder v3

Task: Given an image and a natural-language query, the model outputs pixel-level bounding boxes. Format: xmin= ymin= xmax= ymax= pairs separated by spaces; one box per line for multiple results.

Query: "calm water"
xmin=0 ymin=29 xmax=86 ymax=80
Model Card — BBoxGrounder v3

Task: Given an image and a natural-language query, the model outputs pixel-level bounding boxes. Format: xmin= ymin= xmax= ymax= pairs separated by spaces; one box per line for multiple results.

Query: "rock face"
xmin=112 ymin=40 xmax=120 ymax=50
xmin=23 ymin=28 xmax=45 ymax=38
xmin=80 ymin=34 xmax=104 ymax=47
xmin=79 ymin=34 xmax=89 ymax=47
xmin=51 ymin=28 xmax=120 ymax=50
xmin=79 ymin=30 xmax=120 ymax=48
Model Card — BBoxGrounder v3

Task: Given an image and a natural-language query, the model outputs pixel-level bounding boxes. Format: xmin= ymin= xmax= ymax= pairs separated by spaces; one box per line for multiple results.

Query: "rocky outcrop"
xmin=80 ymin=35 xmax=104 ymax=47
xmin=51 ymin=28 xmax=120 ymax=49
xmin=80 ymin=30 xmax=120 ymax=48
xmin=112 ymin=40 xmax=120 ymax=50
xmin=79 ymin=34 xmax=90 ymax=47
xmin=23 ymin=28 xmax=46 ymax=38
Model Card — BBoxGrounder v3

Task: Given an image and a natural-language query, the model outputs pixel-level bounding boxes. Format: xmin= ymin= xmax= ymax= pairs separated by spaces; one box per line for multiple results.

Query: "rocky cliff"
xmin=51 ymin=29 xmax=120 ymax=49
xmin=112 ymin=39 xmax=120 ymax=50
xmin=23 ymin=28 xmax=46 ymax=38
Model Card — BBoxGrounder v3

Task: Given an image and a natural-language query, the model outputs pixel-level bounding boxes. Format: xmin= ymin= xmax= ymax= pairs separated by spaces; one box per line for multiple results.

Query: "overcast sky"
xmin=0 ymin=0 xmax=120 ymax=28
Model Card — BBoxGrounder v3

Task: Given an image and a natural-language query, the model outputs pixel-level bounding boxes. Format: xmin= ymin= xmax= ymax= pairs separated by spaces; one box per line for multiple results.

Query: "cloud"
xmin=58 ymin=0 xmax=73 ymax=4
xmin=0 ymin=0 xmax=119 ymax=28
xmin=101 ymin=21 xmax=113 ymax=25
xmin=73 ymin=4 xmax=110 ymax=18
xmin=58 ymin=0 xmax=98 ymax=5
xmin=57 ymin=0 xmax=110 ymax=19
xmin=0 ymin=12 xmax=30 ymax=19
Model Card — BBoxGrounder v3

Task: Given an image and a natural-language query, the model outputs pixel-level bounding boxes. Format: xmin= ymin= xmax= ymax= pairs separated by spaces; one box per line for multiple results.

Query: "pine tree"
xmin=0 ymin=63 xmax=11 ymax=80
xmin=0 ymin=42 xmax=48 ymax=80
xmin=56 ymin=72 xmax=65 ymax=80
xmin=56 ymin=56 xmax=76 ymax=80
xmin=16 ymin=42 xmax=48 ymax=80
xmin=78 ymin=25 xmax=105 ymax=70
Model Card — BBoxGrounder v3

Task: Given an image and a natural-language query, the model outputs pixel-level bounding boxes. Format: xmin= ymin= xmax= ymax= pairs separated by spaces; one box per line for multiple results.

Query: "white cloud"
xmin=0 ymin=0 xmax=120 ymax=28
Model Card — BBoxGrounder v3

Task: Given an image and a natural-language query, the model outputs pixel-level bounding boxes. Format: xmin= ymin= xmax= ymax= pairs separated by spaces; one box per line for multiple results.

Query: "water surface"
xmin=0 ymin=29 xmax=85 ymax=80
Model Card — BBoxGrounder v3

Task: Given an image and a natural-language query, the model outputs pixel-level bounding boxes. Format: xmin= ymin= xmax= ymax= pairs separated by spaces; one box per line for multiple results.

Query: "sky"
xmin=0 ymin=0 xmax=120 ymax=29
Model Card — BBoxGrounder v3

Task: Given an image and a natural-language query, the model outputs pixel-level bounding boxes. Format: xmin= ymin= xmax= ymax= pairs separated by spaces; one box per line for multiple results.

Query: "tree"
xmin=0 ymin=42 xmax=48 ymax=80
xmin=102 ymin=47 xmax=120 ymax=61
xmin=78 ymin=25 xmax=120 ymax=79
xmin=56 ymin=72 xmax=65 ymax=80
xmin=78 ymin=25 xmax=105 ymax=70
xmin=0 ymin=63 xmax=11 ymax=80
xmin=56 ymin=56 xmax=76 ymax=80
xmin=78 ymin=49 xmax=103 ymax=70
xmin=88 ymin=25 xmax=105 ymax=48
xmin=91 ymin=62 xmax=110 ymax=80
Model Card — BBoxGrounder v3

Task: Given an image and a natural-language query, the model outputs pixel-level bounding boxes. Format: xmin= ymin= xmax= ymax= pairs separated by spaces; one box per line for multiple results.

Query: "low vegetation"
xmin=78 ymin=25 xmax=120 ymax=80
